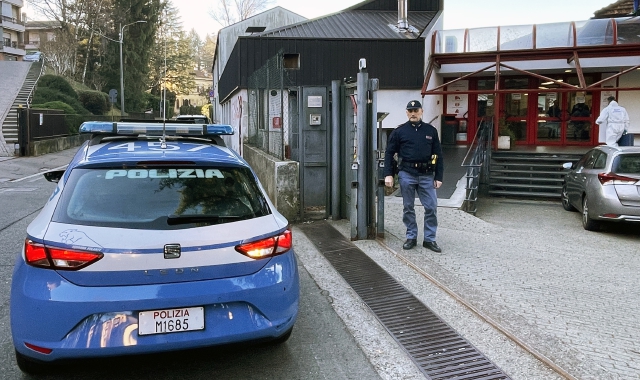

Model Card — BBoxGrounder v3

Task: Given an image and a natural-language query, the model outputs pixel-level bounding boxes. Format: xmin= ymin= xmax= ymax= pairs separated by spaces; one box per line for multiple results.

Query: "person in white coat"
xmin=596 ymin=96 xmax=630 ymax=146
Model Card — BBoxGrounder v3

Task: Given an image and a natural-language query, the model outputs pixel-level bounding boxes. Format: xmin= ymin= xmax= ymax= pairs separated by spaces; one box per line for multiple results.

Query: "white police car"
xmin=10 ymin=121 xmax=299 ymax=373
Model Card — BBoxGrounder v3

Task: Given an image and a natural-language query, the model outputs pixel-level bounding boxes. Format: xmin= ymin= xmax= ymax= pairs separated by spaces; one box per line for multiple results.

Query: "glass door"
xmin=566 ymin=91 xmax=594 ymax=144
xmin=536 ymin=92 xmax=564 ymax=144
xmin=503 ymin=78 xmax=529 ymax=144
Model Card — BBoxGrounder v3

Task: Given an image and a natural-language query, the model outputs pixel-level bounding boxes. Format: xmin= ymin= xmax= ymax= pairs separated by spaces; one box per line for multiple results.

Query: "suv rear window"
xmin=53 ymin=166 xmax=271 ymax=229
xmin=613 ymin=154 xmax=640 ymax=174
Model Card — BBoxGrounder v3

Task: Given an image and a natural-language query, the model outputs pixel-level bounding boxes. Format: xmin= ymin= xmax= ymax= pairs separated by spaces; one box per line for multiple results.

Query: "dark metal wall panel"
xmin=219 ymin=38 xmax=425 ymax=102
xmin=353 ymin=0 xmax=440 ymax=11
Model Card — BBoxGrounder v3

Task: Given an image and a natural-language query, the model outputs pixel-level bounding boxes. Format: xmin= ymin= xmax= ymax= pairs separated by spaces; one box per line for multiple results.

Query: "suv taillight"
xmin=24 ymin=239 xmax=103 ymax=270
xmin=235 ymin=229 xmax=292 ymax=259
xmin=597 ymin=172 xmax=638 ymax=185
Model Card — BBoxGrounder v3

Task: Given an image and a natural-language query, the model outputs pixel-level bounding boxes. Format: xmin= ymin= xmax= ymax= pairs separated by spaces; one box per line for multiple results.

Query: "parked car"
xmin=561 ymin=145 xmax=640 ymax=230
xmin=175 ymin=114 xmax=210 ymax=124
xmin=23 ymin=51 xmax=42 ymax=62
xmin=10 ymin=121 xmax=299 ymax=374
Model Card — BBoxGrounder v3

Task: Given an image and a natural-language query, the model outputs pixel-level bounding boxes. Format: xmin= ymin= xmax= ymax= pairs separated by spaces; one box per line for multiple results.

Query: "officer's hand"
xmin=434 ymin=180 xmax=442 ymax=189
xmin=385 ymin=176 xmax=394 ymax=187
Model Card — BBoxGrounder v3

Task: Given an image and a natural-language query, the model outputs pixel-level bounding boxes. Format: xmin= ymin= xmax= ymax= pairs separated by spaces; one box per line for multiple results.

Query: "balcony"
xmin=2 ymin=37 xmax=25 ymax=53
xmin=2 ymin=0 xmax=24 ymax=6
xmin=0 ymin=15 xmax=26 ymax=33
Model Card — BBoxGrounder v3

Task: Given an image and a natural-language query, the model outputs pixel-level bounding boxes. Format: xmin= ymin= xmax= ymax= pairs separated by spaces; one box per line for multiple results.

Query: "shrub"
xmin=37 ymin=75 xmax=78 ymax=98
xmin=78 ymin=90 xmax=110 ymax=115
xmin=31 ymin=101 xmax=75 ymax=114
xmin=33 ymin=87 xmax=91 ymax=116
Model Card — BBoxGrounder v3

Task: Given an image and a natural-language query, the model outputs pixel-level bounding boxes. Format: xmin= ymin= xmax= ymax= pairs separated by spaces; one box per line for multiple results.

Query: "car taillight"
xmin=24 ymin=239 xmax=103 ymax=270
xmin=597 ymin=172 xmax=639 ymax=185
xmin=235 ymin=229 xmax=292 ymax=259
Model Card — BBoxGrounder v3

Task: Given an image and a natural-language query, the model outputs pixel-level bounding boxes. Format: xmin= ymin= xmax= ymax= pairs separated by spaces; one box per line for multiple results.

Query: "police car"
xmin=10 ymin=121 xmax=299 ymax=373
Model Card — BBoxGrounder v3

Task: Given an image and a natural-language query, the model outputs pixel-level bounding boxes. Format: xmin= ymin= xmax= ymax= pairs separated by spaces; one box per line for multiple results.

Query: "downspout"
xmin=398 ymin=0 xmax=408 ymax=31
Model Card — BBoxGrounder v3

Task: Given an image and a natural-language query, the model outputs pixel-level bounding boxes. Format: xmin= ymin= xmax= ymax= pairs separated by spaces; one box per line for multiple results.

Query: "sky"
xmin=178 ymin=0 xmax=615 ymax=38
xmin=22 ymin=0 xmax=617 ymax=38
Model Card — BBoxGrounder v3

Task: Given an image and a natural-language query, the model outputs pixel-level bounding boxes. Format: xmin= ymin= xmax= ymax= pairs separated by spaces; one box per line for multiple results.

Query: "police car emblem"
xmin=164 ymin=244 xmax=181 ymax=259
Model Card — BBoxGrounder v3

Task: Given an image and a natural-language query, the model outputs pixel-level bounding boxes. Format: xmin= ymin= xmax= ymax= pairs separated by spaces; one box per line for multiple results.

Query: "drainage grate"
xmin=299 ymin=221 xmax=511 ymax=380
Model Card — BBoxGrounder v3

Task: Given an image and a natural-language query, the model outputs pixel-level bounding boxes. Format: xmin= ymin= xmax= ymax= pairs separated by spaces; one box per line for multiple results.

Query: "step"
xmin=489 ymin=175 xmax=565 ymax=183
xmin=488 ymin=190 xmax=561 ymax=198
xmin=491 ymin=162 xmax=568 ymax=169
xmin=489 ymin=183 xmax=561 ymax=190
xmin=489 ymin=169 xmax=568 ymax=175
xmin=491 ymin=155 xmax=581 ymax=162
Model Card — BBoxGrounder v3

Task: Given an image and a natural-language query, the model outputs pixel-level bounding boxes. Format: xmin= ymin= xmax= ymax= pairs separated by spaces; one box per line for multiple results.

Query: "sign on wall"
xmin=446 ymin=80 xmax=468 ymax=118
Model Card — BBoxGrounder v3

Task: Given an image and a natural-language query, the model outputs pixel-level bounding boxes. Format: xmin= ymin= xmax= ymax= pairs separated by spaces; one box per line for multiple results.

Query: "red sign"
xmin=272 ymin=117 xmax=281 ymax=129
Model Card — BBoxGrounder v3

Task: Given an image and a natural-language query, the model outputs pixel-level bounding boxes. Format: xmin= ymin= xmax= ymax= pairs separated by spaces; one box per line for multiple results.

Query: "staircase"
xmin=488 ymin=151 xmax=584 ymax=199
xmin=1 ymin=61 xmax=44 ymax=146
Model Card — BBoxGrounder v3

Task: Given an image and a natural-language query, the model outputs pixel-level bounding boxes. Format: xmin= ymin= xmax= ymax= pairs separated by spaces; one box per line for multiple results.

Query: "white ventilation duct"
xmin=398 ymin=0 xmax=409 ymax=31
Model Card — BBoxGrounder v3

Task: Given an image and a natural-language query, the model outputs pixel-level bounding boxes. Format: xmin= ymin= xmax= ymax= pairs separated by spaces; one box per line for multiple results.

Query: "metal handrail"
xmin=460 ymin=118 xmax=492 ymax=215
xmin=26 ymin=61 xmax=46 ymax=109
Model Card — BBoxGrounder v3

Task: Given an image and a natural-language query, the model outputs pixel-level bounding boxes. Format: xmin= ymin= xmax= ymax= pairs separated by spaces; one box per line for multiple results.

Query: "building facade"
xmin=0 ymin=0 xmax=25 ymax=61
xmin=423 ymin=7 xmax=640 ymax=148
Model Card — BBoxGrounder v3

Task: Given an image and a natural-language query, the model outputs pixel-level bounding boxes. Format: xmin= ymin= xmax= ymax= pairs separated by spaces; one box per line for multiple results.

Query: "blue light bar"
xmin=79 ymin=122 xmax=234 ymax=136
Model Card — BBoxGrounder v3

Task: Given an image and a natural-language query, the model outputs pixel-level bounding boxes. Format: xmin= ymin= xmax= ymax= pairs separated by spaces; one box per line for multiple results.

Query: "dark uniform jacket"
xmin=383 ymin=120 xmax=444 ymax=182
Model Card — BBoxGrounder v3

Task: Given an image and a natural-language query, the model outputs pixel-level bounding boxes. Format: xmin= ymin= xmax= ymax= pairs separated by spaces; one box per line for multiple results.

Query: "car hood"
xmin=36 ymin=215 xmax=286 ymax=286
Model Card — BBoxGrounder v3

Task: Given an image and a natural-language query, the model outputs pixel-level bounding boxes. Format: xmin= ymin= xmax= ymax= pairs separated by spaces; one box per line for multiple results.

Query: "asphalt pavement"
xmin=2 ymin=147 xmax=640 ymax=379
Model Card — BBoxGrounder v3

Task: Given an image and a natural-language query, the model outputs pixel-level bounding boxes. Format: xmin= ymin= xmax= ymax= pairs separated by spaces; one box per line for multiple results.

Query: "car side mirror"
xmin=44 ymin=170 xmax=65 ymax=183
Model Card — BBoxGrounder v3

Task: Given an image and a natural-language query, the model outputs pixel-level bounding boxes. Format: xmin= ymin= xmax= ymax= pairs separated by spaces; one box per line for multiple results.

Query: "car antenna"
xmin=160 ymin=11 xmax=168 ymax=149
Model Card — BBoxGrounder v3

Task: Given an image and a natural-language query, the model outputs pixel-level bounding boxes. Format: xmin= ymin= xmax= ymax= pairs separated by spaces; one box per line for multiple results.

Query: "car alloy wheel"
xmin=561 ymin=185 xmax=575 ymax=212
xmin=582 ymin=195 xmax=600 ymax=231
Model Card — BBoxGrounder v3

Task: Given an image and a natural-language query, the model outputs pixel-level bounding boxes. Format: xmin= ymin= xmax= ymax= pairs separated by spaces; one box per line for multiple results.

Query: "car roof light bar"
xmin=79 ymin=122 xmax=234 ymax=136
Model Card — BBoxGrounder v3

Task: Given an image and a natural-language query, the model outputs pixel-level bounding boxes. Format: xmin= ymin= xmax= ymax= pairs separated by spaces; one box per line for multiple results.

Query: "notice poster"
xmin=446 ymin=80 xmax=468 ymax=118
xmin=599 ymin=75 xmax=617 ymax=111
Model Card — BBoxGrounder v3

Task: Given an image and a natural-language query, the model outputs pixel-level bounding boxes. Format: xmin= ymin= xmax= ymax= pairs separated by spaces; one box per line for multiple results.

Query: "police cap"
xmin=406 ymin=100 xmax=422 ymax=110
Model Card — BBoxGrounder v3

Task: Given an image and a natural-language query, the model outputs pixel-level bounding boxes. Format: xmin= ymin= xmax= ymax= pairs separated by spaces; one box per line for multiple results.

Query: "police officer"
xmin=384 ymin=100 xmax=444 ymax=252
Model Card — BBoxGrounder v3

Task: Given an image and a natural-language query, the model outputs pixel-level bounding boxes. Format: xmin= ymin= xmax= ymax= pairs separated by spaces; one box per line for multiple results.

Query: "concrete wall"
xmin=28 ymin=134 xmax=89 ymax=156
xmin=619 ymin=71 xmax=640 ymax=134
xmin=243 ymin=145 xmax=299 ymax=222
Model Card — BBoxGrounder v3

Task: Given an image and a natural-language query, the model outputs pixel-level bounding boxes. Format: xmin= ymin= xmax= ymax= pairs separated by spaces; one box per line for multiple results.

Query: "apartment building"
xmin=0 ymin=0 xmax=25 ymax=60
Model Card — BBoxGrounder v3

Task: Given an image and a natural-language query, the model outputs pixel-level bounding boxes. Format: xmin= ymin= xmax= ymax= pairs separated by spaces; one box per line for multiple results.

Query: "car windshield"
xmin=612 ymin=154 xmax=640 ymax=174
xmin=53 ymin=166 xmax=271 ymax=229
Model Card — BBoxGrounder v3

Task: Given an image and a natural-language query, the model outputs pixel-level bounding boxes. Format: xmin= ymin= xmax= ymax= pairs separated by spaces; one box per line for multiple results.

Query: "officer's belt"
xmin=402 ymin=161 xmax=430 ymax=170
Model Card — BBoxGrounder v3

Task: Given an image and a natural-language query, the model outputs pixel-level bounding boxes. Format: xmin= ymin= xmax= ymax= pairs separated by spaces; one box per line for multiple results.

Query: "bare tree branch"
xmin=208 ymin=0 xmax=274 ymax=27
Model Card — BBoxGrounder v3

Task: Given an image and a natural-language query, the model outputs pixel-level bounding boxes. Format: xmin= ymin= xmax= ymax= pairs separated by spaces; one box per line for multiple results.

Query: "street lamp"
xmin=119 ymin=20 xmax=146 ymax=116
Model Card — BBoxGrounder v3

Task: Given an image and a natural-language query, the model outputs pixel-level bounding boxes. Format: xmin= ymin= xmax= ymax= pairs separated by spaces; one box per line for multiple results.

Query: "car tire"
xmin=561 ymin=185 xmax=576 ymax=211
xmin=15 ymin=350 xmax=51 ymax=375
xmin=582 ymin=195 xmax=600 ymax=231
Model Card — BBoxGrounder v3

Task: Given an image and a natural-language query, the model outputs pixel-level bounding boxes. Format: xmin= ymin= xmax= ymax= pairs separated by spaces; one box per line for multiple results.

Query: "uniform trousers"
xmin=398 ymin=170 xmax=438 ymax=242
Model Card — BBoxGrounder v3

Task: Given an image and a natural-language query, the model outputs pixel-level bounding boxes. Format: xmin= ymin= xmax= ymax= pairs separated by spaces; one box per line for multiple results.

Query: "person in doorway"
xmin=384 ymin=100 xmax=444 ymax=253
xmin=570 ymin=101 xmax=591 ymax=140
xmin=546 ymin=101 xmax=561 ymax=138
xmin=596 ymin=96 xmax=629 ymax=147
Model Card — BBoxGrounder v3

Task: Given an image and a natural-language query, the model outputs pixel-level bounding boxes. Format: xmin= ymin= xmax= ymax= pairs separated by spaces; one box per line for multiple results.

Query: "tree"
xmin=99 ymin=0 xmax=162 ymax=113
xmin=28 ymin=0 xmax=111 ymax=82
xmin=40 ymin=31 xmax=77 ymax=76
xmin=148 ymin=1 xmax=195 ymax=99
xmin=208 ymin=0 xmax=274 ymax=27
xmin=201 ymin=34 xmax=217 ymax=73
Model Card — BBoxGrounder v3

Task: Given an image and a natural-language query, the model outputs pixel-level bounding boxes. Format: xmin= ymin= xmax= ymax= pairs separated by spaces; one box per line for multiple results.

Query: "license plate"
xmin=138 ymin=307 xmax=205 ymax=336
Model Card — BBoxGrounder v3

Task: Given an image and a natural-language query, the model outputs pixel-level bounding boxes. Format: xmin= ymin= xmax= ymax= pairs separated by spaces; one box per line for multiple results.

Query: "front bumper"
xmin=10 ymin=251 xmax=299 ymax=361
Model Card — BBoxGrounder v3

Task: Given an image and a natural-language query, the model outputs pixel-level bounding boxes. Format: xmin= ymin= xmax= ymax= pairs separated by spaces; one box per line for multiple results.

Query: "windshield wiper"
xmin=167 ymin=214 xmax=244 ymax=226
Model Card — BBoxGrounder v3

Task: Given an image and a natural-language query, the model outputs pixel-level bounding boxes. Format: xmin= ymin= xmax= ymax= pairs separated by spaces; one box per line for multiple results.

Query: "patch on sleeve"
xmin=425 ymin=135 xmax=433 ymax=140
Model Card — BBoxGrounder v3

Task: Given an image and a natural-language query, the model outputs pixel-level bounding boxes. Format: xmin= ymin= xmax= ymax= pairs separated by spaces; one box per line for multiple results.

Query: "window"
xmin=53 ymin=167 xmax=271 ymax=229
xmin=593 ymin=152 xmax=607 ymax=169
xmin=283 ymin=54 xmax=300 ymax=69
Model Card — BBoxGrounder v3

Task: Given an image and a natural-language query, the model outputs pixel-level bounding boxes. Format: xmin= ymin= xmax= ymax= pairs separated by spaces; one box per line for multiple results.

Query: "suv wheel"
xmin=582 ymin=195 xmax=600 ymax=231
xmin=561 ymin=185 xmax=575 ymax=211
